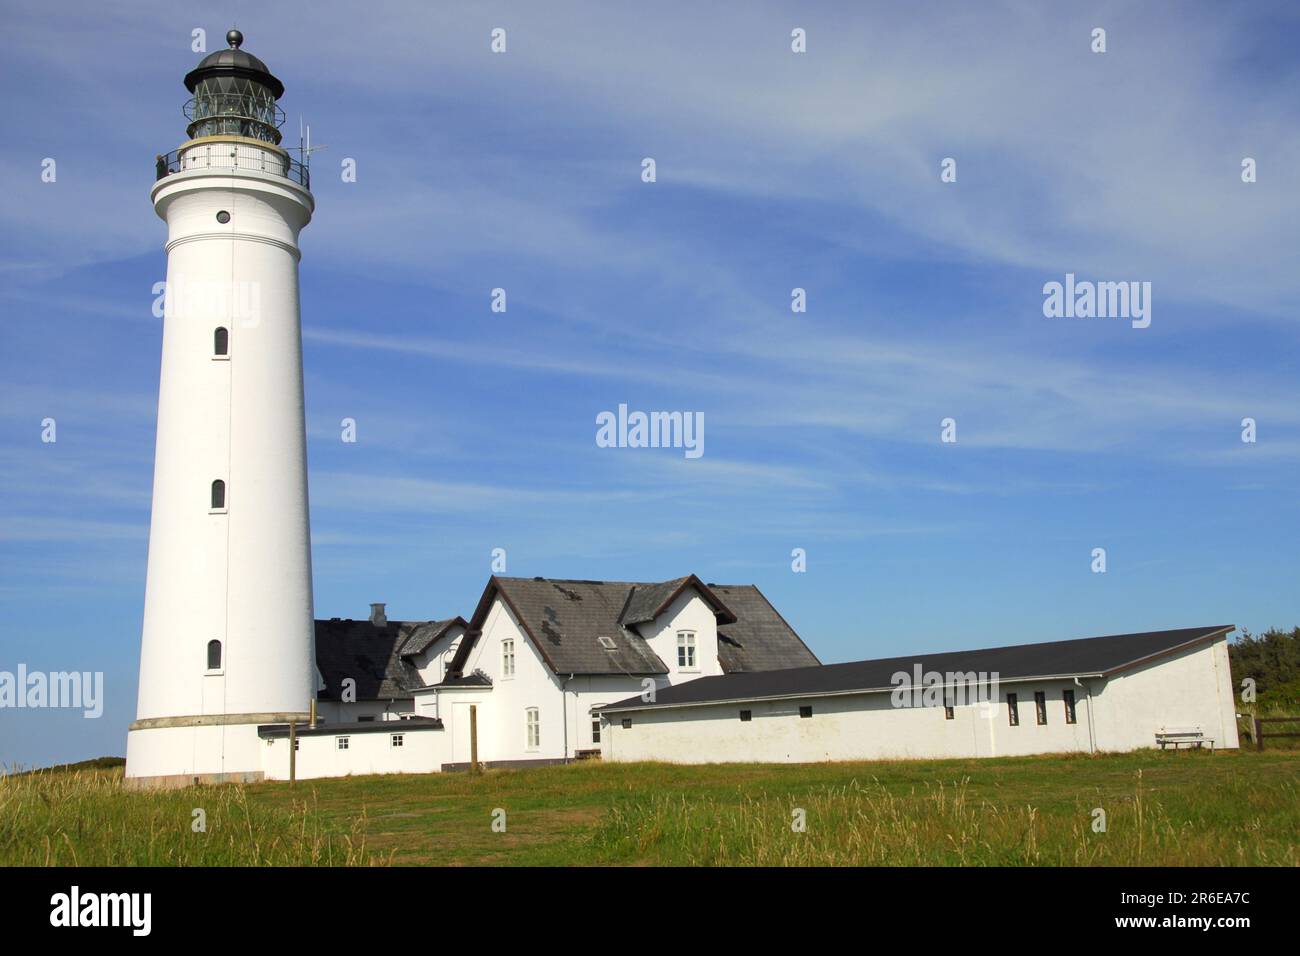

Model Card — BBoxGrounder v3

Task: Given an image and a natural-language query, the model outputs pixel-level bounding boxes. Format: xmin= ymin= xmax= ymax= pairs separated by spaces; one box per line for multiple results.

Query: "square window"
xmin=336 ymin=736 xmax=350 ymax=751
xmin=391 ymin=734 xmax=404 ymax=748
xmin=621 ymin=718 xmax=632 ymax=729
xmin=739 ymin=709 xmax=752 ymax=722
xmin=799 ymin=705 xmax=813 ymax=718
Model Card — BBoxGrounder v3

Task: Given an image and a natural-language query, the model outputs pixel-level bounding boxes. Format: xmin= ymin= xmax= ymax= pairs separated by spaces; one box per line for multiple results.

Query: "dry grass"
xmin=2 ymin=749 xmax=1296 ymax=866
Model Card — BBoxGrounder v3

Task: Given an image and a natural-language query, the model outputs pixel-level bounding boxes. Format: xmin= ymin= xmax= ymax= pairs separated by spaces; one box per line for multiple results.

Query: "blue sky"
xmin=2 ymin=1 xmax=1298 ymax=766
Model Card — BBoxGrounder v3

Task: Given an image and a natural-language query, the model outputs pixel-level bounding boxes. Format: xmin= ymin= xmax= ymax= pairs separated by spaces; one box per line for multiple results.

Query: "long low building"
xmin=594 ymin=625 xmax=1240 ymax=763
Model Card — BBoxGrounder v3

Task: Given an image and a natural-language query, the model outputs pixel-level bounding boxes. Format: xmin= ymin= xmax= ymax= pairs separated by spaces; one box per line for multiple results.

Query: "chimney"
xmin=369 ymin=603 xmax=387 ymax=627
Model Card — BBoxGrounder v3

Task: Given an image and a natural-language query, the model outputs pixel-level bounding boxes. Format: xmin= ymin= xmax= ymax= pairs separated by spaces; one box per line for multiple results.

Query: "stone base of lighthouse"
xmin=124 ymin=712 xmax=310 ymax=789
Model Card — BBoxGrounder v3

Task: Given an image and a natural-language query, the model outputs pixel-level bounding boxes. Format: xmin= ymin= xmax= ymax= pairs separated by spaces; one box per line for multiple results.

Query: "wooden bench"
xmin=1155 ymin=727 xmax=1215 ymax=751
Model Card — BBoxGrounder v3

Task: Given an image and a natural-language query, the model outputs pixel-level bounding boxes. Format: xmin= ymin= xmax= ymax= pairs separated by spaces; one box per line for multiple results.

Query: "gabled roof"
xmin=597 ymin=625 xmax=1235 ymax=713
xmin=446 ymin=575 xmax=813 ymax=679
xmin=399 ymin=617 xmax=468 ymax=659
xmin=452 ymin=577 xmax=672 ymax=677
xmin=620 ymin=575 xmax=736 ymax=626
xmin=314 ymin=617 xmax=462 ymax=701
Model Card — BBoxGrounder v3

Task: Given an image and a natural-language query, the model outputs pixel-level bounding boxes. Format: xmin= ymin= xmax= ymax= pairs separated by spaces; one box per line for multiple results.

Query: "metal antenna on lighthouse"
xmin=297 ymin=114 xmax=327 ymax=169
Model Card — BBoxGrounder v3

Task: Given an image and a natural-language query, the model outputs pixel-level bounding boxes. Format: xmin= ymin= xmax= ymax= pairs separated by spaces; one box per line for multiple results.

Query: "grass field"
xmin=2 ymin=749 xmax=1296 ymax=866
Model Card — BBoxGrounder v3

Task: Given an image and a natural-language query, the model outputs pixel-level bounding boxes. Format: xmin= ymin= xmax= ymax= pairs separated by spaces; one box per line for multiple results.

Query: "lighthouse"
xmin=126 ymin=31 xmax=316 ymax=785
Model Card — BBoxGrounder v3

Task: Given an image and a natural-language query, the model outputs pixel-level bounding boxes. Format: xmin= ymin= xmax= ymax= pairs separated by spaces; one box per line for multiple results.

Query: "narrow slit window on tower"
xmin=213 ymin=326 xmax=229 ymax=358
xmin=206 ymin=639 xmax=222 ymax=671
xmin=210 ymin=479 xmax=226 ymax=511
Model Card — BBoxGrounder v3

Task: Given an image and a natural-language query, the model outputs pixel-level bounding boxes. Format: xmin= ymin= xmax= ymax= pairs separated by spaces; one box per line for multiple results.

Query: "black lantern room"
xmin=183 ymin=30 xmax=286 ymax=145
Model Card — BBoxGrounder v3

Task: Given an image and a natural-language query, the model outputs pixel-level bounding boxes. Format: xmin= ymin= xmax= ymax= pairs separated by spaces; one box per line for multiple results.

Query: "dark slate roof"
xmin=598 ymin=625 xmax=1235 ymax=712
xmin=431 ymin=671 xmax=493 ymax=689
xmin=620 ymin=577 xmax=690 ymax=625
xmin=315 ymin=618 xmax=458 ymax=701
xmin=447 ymin=575 xmax=812 ymax=678
xmin=710 ymin=584 xmax=820 ymax=672
xmin=258 ymin=716 xmax=443 ymax=739
xmin=399 ymin=618 xmax=466 ymax=659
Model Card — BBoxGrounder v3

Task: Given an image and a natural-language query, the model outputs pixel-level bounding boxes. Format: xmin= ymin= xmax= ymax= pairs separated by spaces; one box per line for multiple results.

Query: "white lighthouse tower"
xmin=126 ymin=31 xmax=316 ymax=786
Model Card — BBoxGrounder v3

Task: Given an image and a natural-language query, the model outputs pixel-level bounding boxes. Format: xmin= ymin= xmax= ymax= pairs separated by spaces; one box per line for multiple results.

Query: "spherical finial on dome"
xmin=227 ymin=29 xmax=244 ymax=49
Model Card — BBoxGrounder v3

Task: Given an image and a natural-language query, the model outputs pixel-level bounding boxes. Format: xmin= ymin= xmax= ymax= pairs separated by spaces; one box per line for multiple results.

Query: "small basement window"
xmin=739 ymin=709 xmax=752 ymax=722
xmin=213 ymin=326 xmax=229 ymax=358
xmin=799 ymin=705 xmax=813 ymax=718
xmin=336 ymin=736 xmax=350 ymax=751
xmin=390 ymin=734 xmax=404 ymax=748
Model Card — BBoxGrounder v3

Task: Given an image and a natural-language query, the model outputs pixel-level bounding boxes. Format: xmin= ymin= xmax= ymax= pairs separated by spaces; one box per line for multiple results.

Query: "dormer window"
xmin=677 ymin=631 xmax=696 ymax=669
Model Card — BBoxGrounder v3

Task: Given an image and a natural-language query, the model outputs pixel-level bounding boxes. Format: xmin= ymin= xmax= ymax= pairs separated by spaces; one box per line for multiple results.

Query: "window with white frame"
xmin=502 ymin=638 xmax=516 ymax=678
xmin=591 ymin=718 xmax=601 ymax=744
xmin=390 ymin=733 xmax=404 ymax=748
xmin=677 ymin=631 xmax=696 ymax=669
xmin=525 ymin=707 xmax=540 ymax=750
xmin=336 ymin=736 xmax=350 ymax=751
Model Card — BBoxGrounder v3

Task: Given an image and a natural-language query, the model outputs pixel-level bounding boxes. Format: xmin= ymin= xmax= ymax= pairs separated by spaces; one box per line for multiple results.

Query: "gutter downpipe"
xmin=563 ymin=673 xmax=575 ymax=764
xmin=1075 ymin=676 xmax=1097 ymax=754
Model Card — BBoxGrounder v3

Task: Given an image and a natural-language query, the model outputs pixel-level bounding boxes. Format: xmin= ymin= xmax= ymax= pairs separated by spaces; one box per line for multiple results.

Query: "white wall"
xmin=409 ymin=625 xmax=465 ymax=686
xmin=602 ymin=638 xmax=1238 ymax=764
xmin=635 ymin=590 xmax=723 ymax=680
xmin=315 ymin=699 xmax=414 ymax=723
xmin=261 ymin=725 xmax=448 ymax=780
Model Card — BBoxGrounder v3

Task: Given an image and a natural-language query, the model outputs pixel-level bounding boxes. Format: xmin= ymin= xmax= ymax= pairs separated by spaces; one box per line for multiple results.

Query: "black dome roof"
xmin=184 ymin=29 xmax=285 ymax=99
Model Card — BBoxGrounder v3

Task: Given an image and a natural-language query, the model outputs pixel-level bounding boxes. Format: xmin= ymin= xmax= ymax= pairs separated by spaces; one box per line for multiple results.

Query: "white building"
xmin=406 ymin=574 xmax=819 ymax=769
xmin=126 ymin=31 xmax=318 ymax=787
xmin=258 ymin=575 xmax=821 ymax=780
xmin=595 ymin=625 xmax=1240 ymax=763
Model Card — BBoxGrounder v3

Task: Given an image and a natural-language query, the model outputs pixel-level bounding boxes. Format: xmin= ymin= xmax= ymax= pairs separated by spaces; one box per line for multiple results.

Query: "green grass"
xmin=2 ymin=750 xmax=1296 ymax=866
